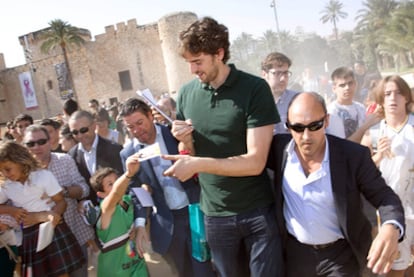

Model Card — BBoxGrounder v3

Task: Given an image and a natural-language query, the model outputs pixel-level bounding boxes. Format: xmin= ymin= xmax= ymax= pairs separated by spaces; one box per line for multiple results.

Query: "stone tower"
xmin=158 ymin=12 xmax=197 ymax=93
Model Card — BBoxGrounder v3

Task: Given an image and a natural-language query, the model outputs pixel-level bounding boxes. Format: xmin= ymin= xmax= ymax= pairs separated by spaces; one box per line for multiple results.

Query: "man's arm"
xmin=348 ymin=110 xmax=382 ymax=143
xmin=163 ymin=124 xmax=274 ymax=181
xmin=100 ymin=154 xmax=140 ymax=230
xmin=356 ymin=146 xmax=404 ymax=274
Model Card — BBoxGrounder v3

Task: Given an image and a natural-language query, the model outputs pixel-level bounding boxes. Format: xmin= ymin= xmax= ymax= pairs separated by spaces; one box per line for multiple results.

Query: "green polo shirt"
xmin=177 ymin=64 xmax=280 ymax=216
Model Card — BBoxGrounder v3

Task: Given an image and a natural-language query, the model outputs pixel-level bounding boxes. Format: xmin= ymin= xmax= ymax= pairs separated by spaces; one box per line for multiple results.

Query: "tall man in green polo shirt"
xmin=163 ymin=17 xmax=283 ymax=277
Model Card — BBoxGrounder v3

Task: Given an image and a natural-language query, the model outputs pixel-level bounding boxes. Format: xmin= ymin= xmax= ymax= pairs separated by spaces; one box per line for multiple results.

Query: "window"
xmin=118 ymin=70 xmax=132 ymax=91
xmin=47 ymin=80 xmax=53 ymax=90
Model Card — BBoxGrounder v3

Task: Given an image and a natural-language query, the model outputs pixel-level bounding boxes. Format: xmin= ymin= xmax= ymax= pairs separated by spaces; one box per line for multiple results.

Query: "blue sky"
xmin=0 ymin=0 xmax=363 ymax=68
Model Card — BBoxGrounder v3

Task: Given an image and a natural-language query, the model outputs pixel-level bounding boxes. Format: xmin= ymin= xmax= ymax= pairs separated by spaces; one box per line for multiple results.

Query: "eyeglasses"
xmin=71 ymin=126 xmax=90 ymax=136
xmin=268 ymin=69 xmax=292 ymax=78
xmin=25 ymin=138 xmax=48 ymax=148
xmin=286 ymin=116 xmax=326 ymax=133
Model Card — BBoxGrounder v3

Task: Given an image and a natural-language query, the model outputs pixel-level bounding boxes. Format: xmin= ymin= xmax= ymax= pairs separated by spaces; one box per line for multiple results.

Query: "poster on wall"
xmin=18 ymin=71 xmax=38 ymax=109
xmin=54 ymin=62 xmax=73 ymax=99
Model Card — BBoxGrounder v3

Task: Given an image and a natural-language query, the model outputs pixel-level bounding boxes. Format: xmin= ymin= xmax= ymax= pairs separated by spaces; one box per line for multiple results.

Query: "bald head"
xmin=286 ymin=92 xmax=328 ymax=161
xmin=288 ymin=92 xmax=327 ymax=123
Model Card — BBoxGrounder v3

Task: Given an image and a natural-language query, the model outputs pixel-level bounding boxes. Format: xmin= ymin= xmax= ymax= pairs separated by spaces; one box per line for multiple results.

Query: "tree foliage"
xmin=320 ymin=0 xmax=349 ymax=40
xmin=40 ymin=19 xmax=86 ymax=100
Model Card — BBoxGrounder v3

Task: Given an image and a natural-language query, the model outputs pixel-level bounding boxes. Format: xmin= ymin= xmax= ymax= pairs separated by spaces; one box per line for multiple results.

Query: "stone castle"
xmin=0 ymin=12 xmax=198 ymax=123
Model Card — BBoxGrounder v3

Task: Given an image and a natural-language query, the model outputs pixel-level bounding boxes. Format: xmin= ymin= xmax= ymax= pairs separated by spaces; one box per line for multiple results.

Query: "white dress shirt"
xmin=283 ymin=138 xmax=344 ymax=245
xmin=79 ymin=135 xmax=99 ymax=175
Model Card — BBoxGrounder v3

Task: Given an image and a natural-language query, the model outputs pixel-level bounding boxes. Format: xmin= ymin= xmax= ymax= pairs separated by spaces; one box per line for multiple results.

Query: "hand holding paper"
xmin=36 ymin=221 xmax=54 ymax=252
xmin=137 ymin=142 xmax=161 ymax=161
xmin=137 ymin=89 xmax=173 ymax=124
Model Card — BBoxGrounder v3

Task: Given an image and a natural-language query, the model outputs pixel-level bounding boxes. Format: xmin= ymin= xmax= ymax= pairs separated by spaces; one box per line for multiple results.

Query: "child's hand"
xmin=47 ymin=211 xmax=62 ymax=227
xmin=125 ymin=153 xmax=141 ymax=178
xmin=10 ymin=207 xmax=28 ymax=223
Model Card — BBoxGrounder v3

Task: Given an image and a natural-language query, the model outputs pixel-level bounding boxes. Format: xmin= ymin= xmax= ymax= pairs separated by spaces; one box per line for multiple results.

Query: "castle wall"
xmin=0 ymin=12 xmax=196 ymax=123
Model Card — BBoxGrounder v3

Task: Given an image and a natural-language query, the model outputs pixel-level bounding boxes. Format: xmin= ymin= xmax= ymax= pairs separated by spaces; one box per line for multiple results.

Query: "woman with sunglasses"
xmin=361 ymin=75 xmax=414 ymax=277
xmin=0 ymin=141 xmax=85 ymax=277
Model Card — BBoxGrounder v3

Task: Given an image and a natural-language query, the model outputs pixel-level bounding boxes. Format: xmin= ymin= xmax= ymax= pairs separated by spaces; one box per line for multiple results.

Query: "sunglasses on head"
xmin=286 ymin=116 xmax=326 ymax=133
xmin=25 ymin=138 xmax=48 ymax=148
xmin=71 ymin=126 xmax=89 ymax=136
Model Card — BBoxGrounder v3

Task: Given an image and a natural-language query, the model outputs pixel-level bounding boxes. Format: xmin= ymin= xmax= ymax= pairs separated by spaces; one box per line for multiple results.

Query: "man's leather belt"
xmin=288 ymin=233 xmax=343 ymax=250
xmin=304 ymin=239 xmax=343 ymax=250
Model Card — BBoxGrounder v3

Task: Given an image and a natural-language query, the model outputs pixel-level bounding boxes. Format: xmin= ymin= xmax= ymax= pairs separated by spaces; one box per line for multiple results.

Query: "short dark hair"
xmin=119 ymin=98 xmax=152 ymax=118
xmin=94 ymin=108 xmax=111 ymax=123
xmin=179 ymin=17 xmax=230 ymax=63
xmin=14 ymin=114 xmax=33 ymax=125
xmin=60 ymin=124 xmax=75 ymax=140
xmin=63 ymin=98 xmax=79 ymax=116
xmin=89 ymin=99 xmax=99 ymax=106
xmin=90 ymin=167 xmax=119 ymax=193
xmin=40 ymin=118 xmax=61 ymax=130
xmin=261 ymin=52 xmax=292 ymax=71
xmin=331 ymin=67 xmax=355 ymax=82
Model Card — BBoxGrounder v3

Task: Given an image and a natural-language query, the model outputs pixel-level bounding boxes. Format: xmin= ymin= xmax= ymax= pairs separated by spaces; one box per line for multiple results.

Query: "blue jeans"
xmin=205 ymin=204 xmax=283 ymax=277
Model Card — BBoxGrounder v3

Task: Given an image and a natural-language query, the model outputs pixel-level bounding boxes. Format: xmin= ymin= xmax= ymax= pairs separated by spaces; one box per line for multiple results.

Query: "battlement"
xmin=103 ymin=18 xmax=139 ymax=34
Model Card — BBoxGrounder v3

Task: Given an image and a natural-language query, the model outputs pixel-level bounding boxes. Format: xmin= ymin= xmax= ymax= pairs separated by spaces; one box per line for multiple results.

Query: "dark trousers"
xmin=205 ymin=204 xmax=283 ymax=277
xmin=164 ymin=207 xmax=216 ymax=277
xmin=0 ymin=246 xmax=16 ymax=277
xmin=286 ymin=234 xmax=360 ymax=277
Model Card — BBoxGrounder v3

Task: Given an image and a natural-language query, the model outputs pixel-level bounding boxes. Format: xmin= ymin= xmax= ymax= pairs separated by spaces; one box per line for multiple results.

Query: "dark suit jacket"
xmin=120 ymin=124 xmax=200 ymax=255
xmin=69 ymin=135 xmax=123 ymax=205
xmin=267 ymin=134 xmax=405 ymax=268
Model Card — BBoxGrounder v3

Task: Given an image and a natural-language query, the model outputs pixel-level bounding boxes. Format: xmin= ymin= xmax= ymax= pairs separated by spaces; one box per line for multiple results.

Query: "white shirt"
xmin=327 ymin=101 xmax=366 ymax=138
xmin=378 ymin=115 xmax=414 ymax=219
xmin=283 ymin=138 xmax=344 ymax=244
xmin=0 ymin=169 xmax=62 ymax=212
xmin=79 ymin=134 xmax=99 ymax=175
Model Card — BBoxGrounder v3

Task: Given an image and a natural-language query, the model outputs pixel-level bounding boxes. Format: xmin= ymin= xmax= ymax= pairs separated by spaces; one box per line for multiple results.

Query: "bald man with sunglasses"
xmin=267 ymin=92 xmax=405 ymax=277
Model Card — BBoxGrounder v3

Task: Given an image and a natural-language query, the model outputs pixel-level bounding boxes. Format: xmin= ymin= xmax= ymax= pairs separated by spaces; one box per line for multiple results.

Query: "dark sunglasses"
xmin=71 ymin=126 xmax=90 ymax=136
xmin=25 ymin=138 xmax=48 ymax=148
xmin=286 ymin=116 xmax=326 ymax=133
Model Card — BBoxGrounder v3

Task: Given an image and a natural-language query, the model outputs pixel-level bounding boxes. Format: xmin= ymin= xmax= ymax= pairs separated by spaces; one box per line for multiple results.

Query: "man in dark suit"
xmin=119 ymin=98 xmax=215 ymax=277
xmin=267 ymin=92 xmax=405 ymax=276
xmin=68 ymin=110 xmax=123 ymax=205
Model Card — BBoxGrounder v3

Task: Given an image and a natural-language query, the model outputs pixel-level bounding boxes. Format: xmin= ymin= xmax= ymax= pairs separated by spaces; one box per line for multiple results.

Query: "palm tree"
xmin=376 ymin=1 xmax=414 ymax=72
xmin=354 ymin=0 xmax=398 ymax=71
xmin=320 ymin=0 xmax=348 ymax=40
xmin=40 ymin=19 xmax=86 ymax=101
xmin=260 ymin=30 xmax=279 ymax=54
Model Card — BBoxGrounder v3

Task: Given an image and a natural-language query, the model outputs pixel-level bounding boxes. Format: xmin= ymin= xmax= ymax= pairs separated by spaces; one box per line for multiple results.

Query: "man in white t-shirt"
xmin=328 ymin=67 xmax=380 ymax=143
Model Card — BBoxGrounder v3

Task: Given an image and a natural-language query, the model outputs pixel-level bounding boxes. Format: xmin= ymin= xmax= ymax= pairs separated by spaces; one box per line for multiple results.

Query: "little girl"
xmin=90 ymin=153 xmax=148 ymax=276
xmin=0 ymin=141 xmax=84 ymax=277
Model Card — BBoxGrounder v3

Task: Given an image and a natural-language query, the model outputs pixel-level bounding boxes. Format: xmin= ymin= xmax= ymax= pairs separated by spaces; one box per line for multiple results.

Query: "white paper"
xmin=36 ymin=221 xmax=54 ymax=252
xmin=136 ymin=89 xmax=173 ymax=124
xmin=131 ymin=188 xmax=154 ymax=207
xmin=137 ymin=142 xmax=161 ymax=161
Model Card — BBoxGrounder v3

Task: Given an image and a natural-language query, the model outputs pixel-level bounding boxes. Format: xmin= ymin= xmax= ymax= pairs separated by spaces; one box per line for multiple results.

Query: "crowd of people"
xmin=0 ymin=16 xmax=413 ymax=277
